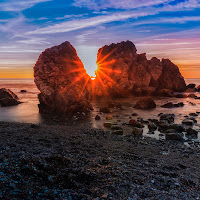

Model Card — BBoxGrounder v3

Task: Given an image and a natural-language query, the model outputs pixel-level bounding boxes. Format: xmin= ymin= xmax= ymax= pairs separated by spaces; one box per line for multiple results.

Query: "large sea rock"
xmin=94 ymin=41 xmax=186 ymax=97
xmin=34 ymin=40 xmax=186 ymax=115
xmin=34 ymin=41 xmax=92 ymax=115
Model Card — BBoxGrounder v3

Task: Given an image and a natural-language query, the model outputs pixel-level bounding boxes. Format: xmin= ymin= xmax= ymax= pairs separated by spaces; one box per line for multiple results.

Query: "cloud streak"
xmin=25 ymin=10 xmax=157 ymax=35
xmin=73 ymin=0 xmax=174 ymax=10
xmin=0 ymin=0 xmax=52 ymax=12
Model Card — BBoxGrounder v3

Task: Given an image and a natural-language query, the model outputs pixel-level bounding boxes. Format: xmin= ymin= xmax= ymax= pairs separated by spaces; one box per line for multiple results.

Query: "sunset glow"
xmin=0 ymin=0 xmax=200 ymax=78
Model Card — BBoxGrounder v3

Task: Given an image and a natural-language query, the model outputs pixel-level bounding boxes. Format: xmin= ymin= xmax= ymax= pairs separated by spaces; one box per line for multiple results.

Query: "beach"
xmin=0 ymin=121 xmax=200 ymax=199
xmin=1 ymin=78 xmax=200 ymax=199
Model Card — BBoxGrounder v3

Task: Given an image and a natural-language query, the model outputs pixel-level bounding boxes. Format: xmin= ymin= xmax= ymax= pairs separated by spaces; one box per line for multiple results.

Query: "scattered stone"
xmin=106 ymin=115 xmax=113 ymax=120
xmin=108 ymin=102 xmax=123 ymax=109
xmin=189 ymin=113 xmax=198 ymax=117
xmin=165 ymin=132 xmax=183 ymax=141
xmin=174 ymin=94 xmax=188 ymax=98
xmin=188 ymin=94 xmax=197 ymax=98
xmin=160 ymin=114 xmax=175 ymax=123
xmin=154 ymin=89 xmax=174 ymax=97
xmin=129 ymin=120 xmax=144 ymax=128
xmin=186 ymin=84 xmax=196 ymax=89
xmin=196 ymin=85 xmax=200 ymax=92
xmin=100 ymin=107 xmax=111 ymax=113
xmin=112 ymin=130 xmax=124 ymax=135
xmin=20 ymin=90 xmax=27 ymax=93
xmin=95 ymin=115 xmax=101 ymax=120
xmin=148 ymin=122 xmax=157 ymax=131
xmin=132 ymin=113 xmax=138 ymax=116
xmin=186 ymin=128 xmax=198 ymax=138
xmin=111 ymin=125 xmax=122 ymax=130
xmin=132 ymin=127 xmax=143 ymax=135
xmin=188 ymin=117 xmax=197 ymax=123
xmin=161 ymin=102 xmax=184 ymax=108
xmin=182 ymin=119 xmax=194 ymax=126
xmin=104 ymin=122 xmax=112 ymax=128
xmin=133 ymin=98 xmax=156 ymax=109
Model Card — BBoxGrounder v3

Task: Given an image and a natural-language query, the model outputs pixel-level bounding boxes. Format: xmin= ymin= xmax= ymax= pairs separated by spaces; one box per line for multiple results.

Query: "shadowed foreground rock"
xmin=34 ymin=41 xmax=92 ymax=115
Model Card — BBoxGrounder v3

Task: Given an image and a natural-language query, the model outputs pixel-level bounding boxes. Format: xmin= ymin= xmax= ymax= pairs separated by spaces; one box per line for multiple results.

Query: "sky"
xmin=0 ymin=0 xmax=200 ymax=78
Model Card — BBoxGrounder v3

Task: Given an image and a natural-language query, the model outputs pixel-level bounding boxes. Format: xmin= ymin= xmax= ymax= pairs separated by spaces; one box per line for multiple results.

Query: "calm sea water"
xmin=0 ymin=78 xmax=200 ymax=141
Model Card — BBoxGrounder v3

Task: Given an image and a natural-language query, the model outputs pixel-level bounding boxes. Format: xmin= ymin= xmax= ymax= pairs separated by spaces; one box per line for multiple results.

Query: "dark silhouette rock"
xmin=186 ymin=128 xmax=198 ymax=138
xmin=185 ymin=88 xmax=196 ymax=93
xmin=100 ymin=107 xmax=111 ymax=113
xmin=165 ymin=132 xmax=183 ymax=141
xmin=34 ymin=40 xmax=186 ymax=114
xmin=186 ymin=84 xmax=196 ymax=89
xmin=0 ymin=88 xmax=18 ymax=100
xmin=161 ymin=102 xmax=184 ymax=108
xmin=34 ymin=41 xmax=92 ymax=115
xmin=20 ymin=90 xmax=27 ymax=93
xmin=94 ymin=41 xmax=186 ymax=97
xmin=154 ymin=89 xmax=174 ymax=97
xmin=196 ymin=85 xmax=200 ymax=92
xmin=0 ymin=88 xmax=21 ymax=107
xmin=174 ymin=93 xmax=188 ymax=98
xmin=133 ymin=98 xmax=156 ymax=109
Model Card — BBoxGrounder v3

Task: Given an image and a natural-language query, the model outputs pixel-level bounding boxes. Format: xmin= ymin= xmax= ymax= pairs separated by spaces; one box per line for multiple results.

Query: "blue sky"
xmin=0 ymin=0 xmax=200 ymax=77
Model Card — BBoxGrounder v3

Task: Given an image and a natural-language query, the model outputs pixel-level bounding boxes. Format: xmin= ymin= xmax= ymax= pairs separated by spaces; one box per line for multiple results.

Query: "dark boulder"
xmin=0 ymin=88 xmax=21 ymax=107
xmin=154 ymin=89 xmax=174 ymax=97
xmin=133 ymin=98 xmax=156 ymax=109
xmin=186 ymin=84 xmax=196 ymax=89
xmin=94 ymin=41 xmax=186 ymax=97
xmin=165 ymin=132 xmax=183 ymax=141
xmin=34 ymin=41 xmax=92 ymax=115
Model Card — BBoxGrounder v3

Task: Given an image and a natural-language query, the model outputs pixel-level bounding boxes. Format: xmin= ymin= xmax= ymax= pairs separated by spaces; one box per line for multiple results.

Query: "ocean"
xmin=0 ymin=78 xmax=199 ymax=123
xmin=0 ymin=78 xmax=200 ymax=141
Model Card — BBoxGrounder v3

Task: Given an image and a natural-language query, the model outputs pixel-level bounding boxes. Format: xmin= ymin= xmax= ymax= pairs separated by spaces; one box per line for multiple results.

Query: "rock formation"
xmin=94 ymin=41 xmax=186 ymax=97
xmin=34 ymin=41 xmax=92 ymax=115
xmin=34 ymin=40 xmax=186 ymax=115
xmin=0 ymin=88 xmax=21 ymax=107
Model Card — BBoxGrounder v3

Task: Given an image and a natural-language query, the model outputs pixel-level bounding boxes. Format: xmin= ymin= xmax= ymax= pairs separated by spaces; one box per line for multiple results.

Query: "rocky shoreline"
xmin=1 ymin=121 xmax=200 ymax=199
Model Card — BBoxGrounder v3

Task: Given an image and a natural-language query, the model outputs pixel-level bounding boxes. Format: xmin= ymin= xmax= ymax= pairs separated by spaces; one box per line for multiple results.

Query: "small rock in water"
xmin=182 ymin=119 xmax=194 ymax=126
xmin=129 ymin=120 xmax=144 ymax=128
xmin=133 ymin=98 xmax=156 ymax=109
xmin=112 ymin=130 xmax=124 ymax=135
xmin=186 ymin=128 xmax=198 ymax=138
xmin=132 ymin=127 xmax=143 ymax=135
xmin=189 ymin=113 xmax=198 ymax=117
xmin=161 ymin=102 xmax=184 ymax=108
xmin=104 ymin=122 xmax=112 ymax=128
xmin=95 ymin=115 xmax=101 ymax=120
xmin=160 ymin=114 xmax=175 ymax=123
xmin=100 ymin=107 xmax=111 ymax=113
xmin=148 ymin=122 xmax=157 ymax=131
xmin=188 ymin=94 xmax=197 ymax=98
xmin=186 ymin=83 xmax=196 ymax=89
xmin=174 ymin=94 xmax=188 ymax=98
xmin=20 ymin=90 xmax=27 ymax=93
xmin=108 ymin=101 xmax=123 ymax=109
xmin=106 ymin=115 xmax=113 ymax=120
xmin=111 ymin=125 xmax=122 ymax=130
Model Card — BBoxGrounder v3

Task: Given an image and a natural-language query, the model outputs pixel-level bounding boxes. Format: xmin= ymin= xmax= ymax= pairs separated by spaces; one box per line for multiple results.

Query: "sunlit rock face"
xmin=94 ymin=41 xmax=186 ymax=97
xmin=34 ymin=41 xmax=92 ymax=115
